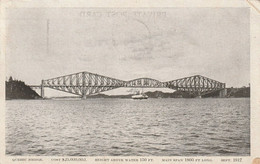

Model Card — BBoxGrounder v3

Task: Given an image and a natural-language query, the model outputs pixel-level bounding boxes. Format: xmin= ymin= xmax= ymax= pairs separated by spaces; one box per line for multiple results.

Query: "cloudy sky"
xmin=5 ymin=8 xmax=249 ymax=96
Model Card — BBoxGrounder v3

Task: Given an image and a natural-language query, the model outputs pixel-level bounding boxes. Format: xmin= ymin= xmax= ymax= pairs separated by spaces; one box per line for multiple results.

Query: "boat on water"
xmin=131 ymin=90 xmax=148 ymax=100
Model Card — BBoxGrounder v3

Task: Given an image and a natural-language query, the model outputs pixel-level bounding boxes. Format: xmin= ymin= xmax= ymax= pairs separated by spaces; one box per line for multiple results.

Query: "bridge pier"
xmin=219 ymin=89 xmax=227 ymax=98
xmin=41 ymin=80 xmax=45 ymax=98
xmin=82 ymin=94 xmax=86 ymax=99
xmin=195 ymin=91 xmax=201 ymax=98
xmin=82 ymin=72 xmax=86 ymax=99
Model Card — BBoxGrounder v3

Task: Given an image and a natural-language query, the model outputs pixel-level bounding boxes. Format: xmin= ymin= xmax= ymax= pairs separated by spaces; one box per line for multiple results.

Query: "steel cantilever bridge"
xmin=30 ymin=71 xmax=227 ymax=99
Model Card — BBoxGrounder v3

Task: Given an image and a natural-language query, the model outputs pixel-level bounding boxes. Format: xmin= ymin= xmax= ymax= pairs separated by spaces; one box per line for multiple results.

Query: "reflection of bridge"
xmin=30 ymin=71 xmax=227 ymax=99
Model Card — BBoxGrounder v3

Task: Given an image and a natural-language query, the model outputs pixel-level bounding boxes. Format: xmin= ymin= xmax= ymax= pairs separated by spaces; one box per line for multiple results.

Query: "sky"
xmin=5 ymin=8 xmax=250 ymax=96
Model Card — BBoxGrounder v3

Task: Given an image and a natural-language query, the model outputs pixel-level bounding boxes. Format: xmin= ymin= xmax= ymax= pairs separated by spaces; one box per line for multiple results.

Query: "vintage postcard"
xmin=0 ymin=0 xmax=259 ymax=164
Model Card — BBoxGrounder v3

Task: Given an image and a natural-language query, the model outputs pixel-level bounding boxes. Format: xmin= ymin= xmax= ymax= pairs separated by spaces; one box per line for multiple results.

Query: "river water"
xmin=6 ymin=98 xmax=250 ymax=156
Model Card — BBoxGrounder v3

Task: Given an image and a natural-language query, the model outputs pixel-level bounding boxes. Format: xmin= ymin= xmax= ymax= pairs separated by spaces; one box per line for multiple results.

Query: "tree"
xmin=9 ymin=76 xmax=13 ymax=82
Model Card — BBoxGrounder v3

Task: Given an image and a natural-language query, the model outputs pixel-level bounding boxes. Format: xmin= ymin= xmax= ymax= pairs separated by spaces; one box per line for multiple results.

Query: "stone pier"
xmin=219 ymin=89 xmax=227 ymax=98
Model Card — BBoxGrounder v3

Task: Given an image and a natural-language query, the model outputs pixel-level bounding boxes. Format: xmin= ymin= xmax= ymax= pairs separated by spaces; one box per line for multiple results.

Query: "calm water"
xmin=6 ymin=98 xmax=250 ymax=156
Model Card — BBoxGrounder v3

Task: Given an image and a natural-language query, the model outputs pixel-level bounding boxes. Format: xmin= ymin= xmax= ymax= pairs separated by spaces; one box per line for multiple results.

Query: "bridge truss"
xmin=165 ymin=75 xmax=225 ymax=96
xmin=31 ymin=71 xmax=226 ymax=98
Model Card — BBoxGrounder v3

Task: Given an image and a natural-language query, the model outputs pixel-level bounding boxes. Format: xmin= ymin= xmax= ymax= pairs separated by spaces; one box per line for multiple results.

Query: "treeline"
xmin=226 ymin=87 xmax=250 ymax=98
xmin=87 ymin=89 xmax=250 ymax=99
xmin=142 ymin=88 xmax=250 ymax=98
xmin=5 ymin=77 xmax=41 ymax=99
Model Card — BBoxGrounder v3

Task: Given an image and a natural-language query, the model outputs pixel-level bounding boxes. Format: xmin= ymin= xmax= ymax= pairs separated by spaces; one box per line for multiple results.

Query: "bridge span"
xmin=30 ymin=71 xmax=227 ymax=99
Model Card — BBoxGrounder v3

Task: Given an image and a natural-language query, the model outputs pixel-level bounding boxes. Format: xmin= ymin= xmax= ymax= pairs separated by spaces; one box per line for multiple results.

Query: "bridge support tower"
xmin=41 ymin=80 xmax=45 ymax=98
xmin=195 ymin=91 xmax=201 ymax=98
xmin=219 ymin=89 xmax=227 ymax=98
xmin=219 ymin=83 xmax=227 ymax=98
xmin=82 ymin=72 xmax=87 ymax=99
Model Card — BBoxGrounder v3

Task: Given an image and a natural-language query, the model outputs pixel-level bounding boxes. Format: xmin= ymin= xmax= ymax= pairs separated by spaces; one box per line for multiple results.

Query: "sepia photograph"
xmin=4 ymin=6 xmax=251 ymax=158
